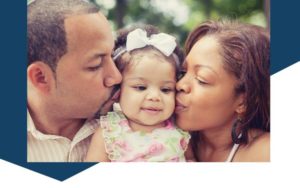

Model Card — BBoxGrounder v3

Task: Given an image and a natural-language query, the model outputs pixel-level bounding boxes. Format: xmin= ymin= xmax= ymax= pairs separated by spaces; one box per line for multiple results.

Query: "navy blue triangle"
xmin=271 ymin=1 xmax=300 ymax=74
xmin=0 ymin=1 xmax=97 ymax=181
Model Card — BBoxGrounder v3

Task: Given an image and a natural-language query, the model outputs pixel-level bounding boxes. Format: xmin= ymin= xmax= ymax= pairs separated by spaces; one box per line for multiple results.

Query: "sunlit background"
xmin=27 ymin=0 xmax=270 ymax=46
xmin=91 ymin=0 xmax=270 ymax=45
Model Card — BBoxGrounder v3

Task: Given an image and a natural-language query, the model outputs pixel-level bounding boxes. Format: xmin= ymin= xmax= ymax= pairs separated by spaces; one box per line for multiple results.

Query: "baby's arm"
xmin=85 ymin=127 xmax=110 ymax=162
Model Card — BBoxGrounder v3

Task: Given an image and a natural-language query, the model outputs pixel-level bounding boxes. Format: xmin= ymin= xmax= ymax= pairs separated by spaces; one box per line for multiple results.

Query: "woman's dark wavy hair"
xmin=185 ymin=20 xmax=270 ymax=161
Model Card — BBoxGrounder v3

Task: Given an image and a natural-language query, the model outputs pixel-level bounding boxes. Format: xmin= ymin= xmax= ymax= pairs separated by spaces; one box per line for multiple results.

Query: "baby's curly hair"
xmin=113 ymin=24 xmax=184 ymax=79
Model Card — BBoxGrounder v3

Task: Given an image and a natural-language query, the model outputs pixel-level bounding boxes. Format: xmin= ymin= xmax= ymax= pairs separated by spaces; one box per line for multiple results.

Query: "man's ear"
xmin=235 ymin=93 xmax=246 ymax=114
xmin=27 ymin=62 xmax=54 ymax=93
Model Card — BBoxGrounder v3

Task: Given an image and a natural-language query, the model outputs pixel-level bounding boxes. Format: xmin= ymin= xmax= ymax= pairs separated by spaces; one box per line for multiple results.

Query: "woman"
xmin=175 ymin=20 xmax=270 ymax=162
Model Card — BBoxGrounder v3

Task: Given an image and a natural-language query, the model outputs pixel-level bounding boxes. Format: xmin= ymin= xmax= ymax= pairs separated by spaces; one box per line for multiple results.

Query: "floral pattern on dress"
xmin=100 ymin=110 xmax=190 ymax=162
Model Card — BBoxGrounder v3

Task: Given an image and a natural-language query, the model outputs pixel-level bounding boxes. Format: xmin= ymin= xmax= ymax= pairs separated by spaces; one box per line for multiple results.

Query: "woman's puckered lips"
xmin=175 ymin=98 xmax=187 ymax=113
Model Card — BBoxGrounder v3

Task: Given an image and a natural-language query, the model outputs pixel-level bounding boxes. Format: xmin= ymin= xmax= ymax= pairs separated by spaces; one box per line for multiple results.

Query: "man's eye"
xmin=133 ymin=86 xmax=147 ymax=91
xmin=88 ymin=64 xmax=102 ymax=71
xmin=161 ymin=88 xmax=174 ymax=93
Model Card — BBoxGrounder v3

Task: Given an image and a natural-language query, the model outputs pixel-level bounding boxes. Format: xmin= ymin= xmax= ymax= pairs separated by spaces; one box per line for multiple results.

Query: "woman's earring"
xmin=231 ymin=118 xmax=243 ymax=144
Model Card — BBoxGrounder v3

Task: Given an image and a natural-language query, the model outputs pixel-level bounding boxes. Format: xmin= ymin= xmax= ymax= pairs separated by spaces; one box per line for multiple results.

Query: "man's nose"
xmin=104 ymin=58 xmax=122 ymax=87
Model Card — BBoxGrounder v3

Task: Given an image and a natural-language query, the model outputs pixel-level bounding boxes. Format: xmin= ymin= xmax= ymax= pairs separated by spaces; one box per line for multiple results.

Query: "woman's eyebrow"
xmin=194 ymin=64 xmax=219 ymax=77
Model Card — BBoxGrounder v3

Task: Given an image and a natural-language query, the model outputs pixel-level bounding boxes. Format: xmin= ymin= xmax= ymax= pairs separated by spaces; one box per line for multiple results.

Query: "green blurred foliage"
xmin=92 ymin=0 xmax=269 ymax=46
xmin=27 ymin=0 xmax=269 ymax=46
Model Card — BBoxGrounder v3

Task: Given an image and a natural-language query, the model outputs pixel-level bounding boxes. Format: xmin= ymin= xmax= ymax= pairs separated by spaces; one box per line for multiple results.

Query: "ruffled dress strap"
xmin=100 ymin=111 xmax=130 ymax=161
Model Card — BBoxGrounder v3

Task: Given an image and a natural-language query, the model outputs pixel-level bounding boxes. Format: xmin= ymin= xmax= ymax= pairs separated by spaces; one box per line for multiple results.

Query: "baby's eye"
xmin=133 ymin=86 xmax=147 ymax=91
xmin=161 ymin=88 xmax=174 ymax=94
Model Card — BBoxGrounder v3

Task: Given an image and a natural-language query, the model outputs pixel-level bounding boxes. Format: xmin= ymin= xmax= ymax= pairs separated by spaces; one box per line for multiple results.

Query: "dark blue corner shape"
xmin=0 ymin=1 xmax=96 ymax=181
xmin=271 ymin=1 xmax=300 ymax=74
xmin=0 ymin=0 xmax=299 ymax=182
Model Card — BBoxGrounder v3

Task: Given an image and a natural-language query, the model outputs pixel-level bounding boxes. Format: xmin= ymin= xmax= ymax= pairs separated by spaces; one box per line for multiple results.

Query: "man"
xmin=27 ymin=0 xmax=122 ymax=162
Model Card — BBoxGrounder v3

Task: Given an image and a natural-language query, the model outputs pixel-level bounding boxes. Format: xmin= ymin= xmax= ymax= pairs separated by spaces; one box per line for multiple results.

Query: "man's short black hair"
xmin=28 ymin=0 xmax=100 ymax=72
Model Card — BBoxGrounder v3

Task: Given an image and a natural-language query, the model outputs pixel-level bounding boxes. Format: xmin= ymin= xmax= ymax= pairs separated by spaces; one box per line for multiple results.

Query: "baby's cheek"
xmin=166 ymin=97 xmax=176 ymax=113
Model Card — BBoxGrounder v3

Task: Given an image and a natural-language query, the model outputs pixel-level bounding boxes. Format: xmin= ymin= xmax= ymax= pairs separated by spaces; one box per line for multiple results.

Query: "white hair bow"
xmin=126 ymin=28 xmax=177 ymax=56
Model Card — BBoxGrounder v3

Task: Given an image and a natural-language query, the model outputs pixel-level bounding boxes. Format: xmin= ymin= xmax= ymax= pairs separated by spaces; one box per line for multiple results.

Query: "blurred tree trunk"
xmin=115 ymin=0 xmax=126 ymax=28
xmin=264 ymin=0 xmax=270 ymax=29
xmin=202 ymin=0 xmax=212 ymax=19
